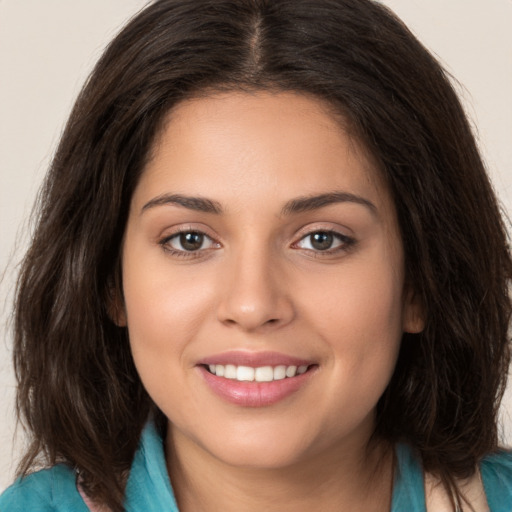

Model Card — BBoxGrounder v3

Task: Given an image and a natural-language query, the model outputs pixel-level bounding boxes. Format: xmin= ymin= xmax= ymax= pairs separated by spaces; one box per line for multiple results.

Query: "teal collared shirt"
xmin=1 ymin=423 xmax=512 ymax=511
xmin=0 ymin=423 xmax=179 ymax=512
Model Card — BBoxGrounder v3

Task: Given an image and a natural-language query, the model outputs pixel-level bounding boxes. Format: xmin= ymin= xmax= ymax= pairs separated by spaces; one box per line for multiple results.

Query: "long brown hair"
xmin=13 ymin=1 xmax=511 ymax=510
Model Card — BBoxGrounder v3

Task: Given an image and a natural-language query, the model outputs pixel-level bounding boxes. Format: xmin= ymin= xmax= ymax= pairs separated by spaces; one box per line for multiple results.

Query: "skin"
xmin=118 ymin=91 xmax=424 ymax=512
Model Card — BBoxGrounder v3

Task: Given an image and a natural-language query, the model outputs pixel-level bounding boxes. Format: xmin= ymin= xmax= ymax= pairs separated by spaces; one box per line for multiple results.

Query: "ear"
xmin=402 ymin=286 xmax=425 ymax=334
xmin=106 ymin=278 xmax=127 ymax=327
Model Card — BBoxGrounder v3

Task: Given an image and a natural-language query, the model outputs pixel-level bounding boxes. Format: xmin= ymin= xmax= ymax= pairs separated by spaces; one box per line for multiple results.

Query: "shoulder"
xmin=0 ymin=464 xmax=88 ymax=512
xmin=394 ymin=443 xmax=512 ymax=512
xmin=426 ymin=449 xmax=512 ymax=512
xmin=480 ymin=449 xmax=512 ymax=512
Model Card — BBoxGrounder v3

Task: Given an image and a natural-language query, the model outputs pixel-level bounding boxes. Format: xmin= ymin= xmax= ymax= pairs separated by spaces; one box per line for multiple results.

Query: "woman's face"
xmin=120 ymin=91 xmax=423 ymax=469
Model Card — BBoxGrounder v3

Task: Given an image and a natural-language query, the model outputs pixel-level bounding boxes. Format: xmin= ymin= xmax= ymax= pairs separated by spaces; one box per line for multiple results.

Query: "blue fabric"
xmin=481 ymin=450 xmax=512 ymax=512
xmin=1 ymin=424 xmax=512 ymax=511
xmin=391 ymin=443 xmax=426 ymax=511
xmin=391 ymin=444 xmax=512 ymax=512
xmin=123 ymin=422 xmax=179 ymax=512
xmin=0 ymin=463 xmax=88 ymax=512
xmin=0 ymin=423 xmax=179 ymax=512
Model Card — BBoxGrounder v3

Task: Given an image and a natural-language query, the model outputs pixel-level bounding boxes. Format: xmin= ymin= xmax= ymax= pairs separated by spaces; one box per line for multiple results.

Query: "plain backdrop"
xmin=1 ymin=0 xmax=511 ymax=492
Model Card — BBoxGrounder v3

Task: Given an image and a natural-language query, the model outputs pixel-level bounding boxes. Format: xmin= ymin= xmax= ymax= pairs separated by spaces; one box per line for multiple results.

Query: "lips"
xmin=197 ymin=351 xmax=316 ymax=407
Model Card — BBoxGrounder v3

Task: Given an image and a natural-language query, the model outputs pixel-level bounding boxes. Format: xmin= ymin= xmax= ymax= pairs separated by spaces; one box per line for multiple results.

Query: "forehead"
xmin=134 ymin=91 xmax=392 ymax=215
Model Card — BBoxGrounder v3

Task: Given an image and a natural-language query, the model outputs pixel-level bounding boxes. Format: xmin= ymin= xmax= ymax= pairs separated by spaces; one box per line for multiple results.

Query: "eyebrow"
xmin=280 ymin=192 xmax=377 ymax=216
xmin=141 ymin=194 xmax=223 ymax=214
xmin=140 ymin=191 xmax=376 ymax=216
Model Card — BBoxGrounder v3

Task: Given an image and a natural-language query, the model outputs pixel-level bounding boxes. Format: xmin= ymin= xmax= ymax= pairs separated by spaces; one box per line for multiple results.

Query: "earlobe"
xmin=109 ymin=299 xmax=127 ymax=327
xmin=403 ymin=287 xmax=425 ymax=334
xmin=106 ymin=279 xmax=127 ymax=327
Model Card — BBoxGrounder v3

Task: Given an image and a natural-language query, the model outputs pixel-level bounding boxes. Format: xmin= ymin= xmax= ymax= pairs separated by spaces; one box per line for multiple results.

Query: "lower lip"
xmin=198 ymin=366 xmax=315 ymax=407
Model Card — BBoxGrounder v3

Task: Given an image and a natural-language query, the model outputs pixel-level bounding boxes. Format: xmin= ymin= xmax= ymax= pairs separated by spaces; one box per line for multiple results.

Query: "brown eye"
xmin=310 ymin=232 xmax=334 ymax=250
xmin=295 ymin=230 xmax=355 ymax=254
xmin=180 ymin=232 xmax=204 ymax=251
xmin=163 ymin=231 xmax=217 ymax=253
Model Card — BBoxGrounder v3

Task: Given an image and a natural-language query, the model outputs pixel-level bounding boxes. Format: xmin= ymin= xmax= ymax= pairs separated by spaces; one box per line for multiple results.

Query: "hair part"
xmin=13 ymin=1 xmax=511 ymax=510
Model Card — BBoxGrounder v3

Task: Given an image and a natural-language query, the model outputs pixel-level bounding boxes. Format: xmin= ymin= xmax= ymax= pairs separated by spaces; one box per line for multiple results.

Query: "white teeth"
xmin=224 ymin=364 xmax=237 ymax=379
xmin=273 ymin=365 xmax=287 ymax=380
xmin=236 ymin=366 xmax=255 ymax=381
xmin=255 ymin=366 xmax=274 ymax=382
xmin=285 ymin=365 xmax=297 ymax=378
xmin=207 ymin=363 xmax=310 ymax=382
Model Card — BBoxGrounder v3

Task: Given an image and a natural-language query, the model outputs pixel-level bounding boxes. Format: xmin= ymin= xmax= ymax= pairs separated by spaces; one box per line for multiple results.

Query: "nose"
xmin=216 ymin=248 xmax=295 ymax=332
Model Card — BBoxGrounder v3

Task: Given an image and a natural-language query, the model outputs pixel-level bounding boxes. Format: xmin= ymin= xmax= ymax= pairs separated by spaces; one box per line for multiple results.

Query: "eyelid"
xmin=294 ymin=220 xmax=354 ymax=236
xmin=158 ymin=223 xmax=219 ymax=242
xmin=291 ymin=224 xmax=357 ymax=255
xmin=295 ymin=232 xmax=345 ymax=250
xmin=158 ymin=225 xmax=222 ymax=257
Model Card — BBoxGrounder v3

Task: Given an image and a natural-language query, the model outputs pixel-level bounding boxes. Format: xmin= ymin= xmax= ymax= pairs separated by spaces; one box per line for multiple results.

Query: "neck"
xmin=166 ymin=427 xmax=394 ymax=512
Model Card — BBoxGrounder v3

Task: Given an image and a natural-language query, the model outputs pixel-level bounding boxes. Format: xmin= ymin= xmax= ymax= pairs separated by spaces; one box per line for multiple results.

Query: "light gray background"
xmin=1 ymin=0 xmax=511 ymax=492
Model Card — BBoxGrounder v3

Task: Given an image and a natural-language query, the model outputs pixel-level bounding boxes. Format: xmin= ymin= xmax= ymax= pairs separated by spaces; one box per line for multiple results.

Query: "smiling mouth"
xmin=199 ymin=360 xmax=317 ymax=406
xmin=204 ymin=364 xmax=312 ymax=382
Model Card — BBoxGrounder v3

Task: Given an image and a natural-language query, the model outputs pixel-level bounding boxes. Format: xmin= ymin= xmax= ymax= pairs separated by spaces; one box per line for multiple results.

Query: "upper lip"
xmin=197 ymin=350 xmax=314 ymax=368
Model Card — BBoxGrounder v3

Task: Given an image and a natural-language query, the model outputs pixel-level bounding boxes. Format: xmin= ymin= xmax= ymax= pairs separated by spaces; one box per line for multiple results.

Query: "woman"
xmin=1 ymin=0 xmax=511 ymax=510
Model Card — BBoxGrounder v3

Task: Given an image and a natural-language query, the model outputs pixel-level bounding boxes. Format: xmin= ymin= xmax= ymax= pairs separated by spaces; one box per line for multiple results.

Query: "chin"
xmin=208 ymin=436 xmax=313 ymax=470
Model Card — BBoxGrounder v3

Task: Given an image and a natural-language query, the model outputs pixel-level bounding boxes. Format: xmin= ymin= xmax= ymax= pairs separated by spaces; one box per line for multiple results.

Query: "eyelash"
xmin=158 ymin=228 xmax=356 ymax=258
xmin=159 ymin=228 xmax=219 ymax=259
xmin=293 ymin=230 xmax=356 ymax=256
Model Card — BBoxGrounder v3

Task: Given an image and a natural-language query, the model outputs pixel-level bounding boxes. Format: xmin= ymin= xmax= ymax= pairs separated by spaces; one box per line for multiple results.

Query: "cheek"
xmin=120 ymin=250 xmax=217 ymax=395
xmin=300 ymin=256 xmax=404 ymax=395
xmin=122 ymin=232 xmax=215 ymax=338
xmin=305 ymin=261 xmax=404 ymax=343
xmin=122 ymin=274 xmax=207 ymax=418
xmin=124 ymin=278 xmax=209 ymax=341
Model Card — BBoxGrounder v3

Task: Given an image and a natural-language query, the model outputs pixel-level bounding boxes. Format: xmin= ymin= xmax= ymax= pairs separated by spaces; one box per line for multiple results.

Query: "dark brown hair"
xmin=13 ymin=0 xmax=511 ymax=510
